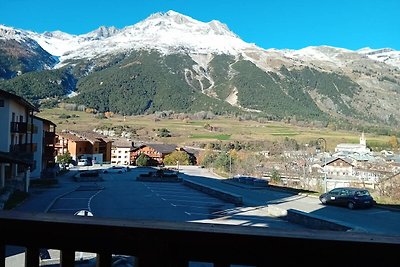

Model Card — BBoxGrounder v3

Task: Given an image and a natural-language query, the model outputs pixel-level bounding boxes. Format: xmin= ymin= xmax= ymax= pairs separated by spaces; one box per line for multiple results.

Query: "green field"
xmin=37 ymin=108 xmax=391 ymax=150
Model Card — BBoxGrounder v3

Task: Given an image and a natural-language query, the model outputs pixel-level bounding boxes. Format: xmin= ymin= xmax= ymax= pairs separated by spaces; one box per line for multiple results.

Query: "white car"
xmin=77 ymin=159 xmax=90 ymax=166
xmin=102 ymin=166 xmax=128 ymax=174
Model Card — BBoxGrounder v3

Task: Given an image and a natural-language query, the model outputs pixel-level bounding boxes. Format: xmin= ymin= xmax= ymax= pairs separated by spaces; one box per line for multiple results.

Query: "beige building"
xmin=111 ymin=139 xmax=134 ymax=166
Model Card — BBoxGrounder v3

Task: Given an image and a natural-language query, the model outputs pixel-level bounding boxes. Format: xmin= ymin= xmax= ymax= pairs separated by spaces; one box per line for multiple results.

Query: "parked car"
xmin=102 ymin=166 xmax=128 ymax=174
xmin=319 ymin=187 xmax=375 ymax=209
xmin=77 ymin=159 xmax=90 ymax=166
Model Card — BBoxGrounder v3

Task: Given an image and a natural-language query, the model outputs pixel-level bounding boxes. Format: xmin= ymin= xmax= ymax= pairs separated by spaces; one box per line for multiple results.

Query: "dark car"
xmin=319 ymin=187 xmax=375 ymax=209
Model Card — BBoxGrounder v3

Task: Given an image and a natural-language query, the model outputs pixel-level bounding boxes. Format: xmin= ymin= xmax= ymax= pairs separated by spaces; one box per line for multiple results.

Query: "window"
xmin=0 ymin=99 xmax=4 ymax=107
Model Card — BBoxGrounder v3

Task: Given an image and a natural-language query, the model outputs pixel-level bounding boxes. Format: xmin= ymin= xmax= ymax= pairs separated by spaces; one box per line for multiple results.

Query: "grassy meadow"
xmin=38 ymin=108 xmax=391 ymax=150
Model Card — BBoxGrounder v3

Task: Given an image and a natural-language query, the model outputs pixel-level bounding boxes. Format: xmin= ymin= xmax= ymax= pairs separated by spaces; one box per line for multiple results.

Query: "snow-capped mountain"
xmin=1 ymin=10 xmax=399 ymax=70
xmin=1 ymin=10 xmax=400 ymax=127
xmin=3 ymin=10 xmax=258 ymax=68
xmin=0 ymin=24 xmax=57 ymax=77
xmin=357 ymin=47 xmax=400 ymax=69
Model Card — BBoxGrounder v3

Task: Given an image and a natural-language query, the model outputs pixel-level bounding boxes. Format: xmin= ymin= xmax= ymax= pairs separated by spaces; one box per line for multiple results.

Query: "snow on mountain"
xmin=81 ymin=26 xmax=120 ymax=40
xmin=0 ymin=24 xmax=27 ymax=42
xmin=116 ymin=10 xmax=254 ymax=55
xmin=28 ymin=31 xmax=79 ymax=57
xmin=11 ymin=10 xmax=258 ymax=67
xmin=280 ymin=45 xmax=356 ymax=69
xmin=357 ymin=47 xmax=400 ymax=69
xmin=1 ymin=11 xmax=399 ymax=71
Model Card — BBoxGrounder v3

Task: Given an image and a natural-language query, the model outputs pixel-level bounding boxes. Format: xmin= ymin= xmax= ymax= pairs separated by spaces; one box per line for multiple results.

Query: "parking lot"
xmin=45 ymin=167 xmax=307 ymax=229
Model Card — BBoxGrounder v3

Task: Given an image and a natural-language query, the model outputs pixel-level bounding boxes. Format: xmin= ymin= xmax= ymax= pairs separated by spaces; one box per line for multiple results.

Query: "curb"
xmin=183 ymin=179 xmax=243 ymax=205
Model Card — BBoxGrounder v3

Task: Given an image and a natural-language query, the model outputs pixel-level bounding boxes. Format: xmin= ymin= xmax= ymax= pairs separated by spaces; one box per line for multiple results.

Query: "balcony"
xmin=44 ymin=131 xmax=56 ymax=145
xmin=0 ymin=211 xmax=399 ymax=266
xmin=44 ymin=146 xmax=56 ymax=157
xmin=9 ymin=143 xmax=37 ymax=153
xmin=10 ymin=122 xmax=28 ymax=133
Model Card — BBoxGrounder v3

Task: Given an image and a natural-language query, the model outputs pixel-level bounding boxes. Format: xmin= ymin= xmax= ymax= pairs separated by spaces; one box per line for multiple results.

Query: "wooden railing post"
xmin=25 ymin=247 xmax=39 ymax=267
xmin=0 ymin=245 xmax=5 ymax=267
xmin=96 ymin=252 xmax=112 ymax=267
xmin=60 ymin=249 xmax=75 ymax=267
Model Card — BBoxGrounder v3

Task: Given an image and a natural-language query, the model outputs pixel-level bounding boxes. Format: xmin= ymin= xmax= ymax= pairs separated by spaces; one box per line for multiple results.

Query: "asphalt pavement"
xmin=6 ymin=165 xmax=393 ymax=266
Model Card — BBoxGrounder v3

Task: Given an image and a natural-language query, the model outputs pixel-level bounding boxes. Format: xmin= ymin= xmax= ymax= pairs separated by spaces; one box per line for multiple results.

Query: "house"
xmin=130 ymin=143 xmax=196 ymax=166
xmin=31 ymin=116 xmax=57 ymax=179
xmin=0 ymin=89 xmax=57 ymax=191
xmin=324 ymin=157 xmax=354 ymax=178
xmin=131 ymin=143 xmax=178 ymax=165
xmin=111 ymin=138 xmax=135 ymax=166
xmin=55 ymin=130 xmax=112 ymax=165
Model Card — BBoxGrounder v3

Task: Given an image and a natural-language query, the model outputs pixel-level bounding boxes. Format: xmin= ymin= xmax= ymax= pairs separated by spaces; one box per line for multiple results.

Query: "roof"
xmin=331 ymin=187 xmax=371 ymax=192
xmin=57 ymin=132 xmax=87 ymax=142
xmin=141 ymin=143 xmax=178 ymax=154
xmin=0 ymin=89 xmax=39 ymax=112
xmin=325 ymin=157 xmax=354 ymax=167
xmin=182 ymin=147 xmax=202 ymax=156
xmin=58 ymin=130 xmax=111 ymax=144
xmin=111 ymin=138 xmax=134 ymax=148
xmin=72 ymin=131 xmax=111 ymax=143
xmin=33 ymin=115 xmax=57 ymax=127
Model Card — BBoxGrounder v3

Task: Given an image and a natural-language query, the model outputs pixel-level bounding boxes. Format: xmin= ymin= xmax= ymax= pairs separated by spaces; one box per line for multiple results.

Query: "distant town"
xmin=1 ymin=89 xmax=400 ymax=206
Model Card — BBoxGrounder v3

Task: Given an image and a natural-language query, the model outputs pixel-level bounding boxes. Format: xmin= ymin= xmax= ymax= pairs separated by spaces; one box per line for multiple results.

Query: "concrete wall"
xmin=183 ymin=180 xmax=243 ymax=205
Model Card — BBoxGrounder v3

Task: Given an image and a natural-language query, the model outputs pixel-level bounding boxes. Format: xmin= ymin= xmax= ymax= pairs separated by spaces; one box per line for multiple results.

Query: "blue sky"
xmin=2 ymin=0 xmax=399 ymax=50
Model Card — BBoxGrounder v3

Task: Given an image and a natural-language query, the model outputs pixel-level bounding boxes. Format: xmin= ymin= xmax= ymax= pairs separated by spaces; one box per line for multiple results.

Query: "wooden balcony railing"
xmin=10 ymin=122 xmax=28 ymax=133
xmin=10 ymin=122 xmax=37 ymax=134
xmin=9 ymin=143 xmax=37 ymax=153
xmin=44 ymin=131 xmax=56 ymax=144
xmin=43 ymin=146 xmax=56 ymax=158
xmin=0 ymin=211 xmax=399 ymax=267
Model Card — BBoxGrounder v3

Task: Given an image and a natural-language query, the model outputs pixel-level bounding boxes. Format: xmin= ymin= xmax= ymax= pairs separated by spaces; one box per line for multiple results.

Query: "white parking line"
xmin=171 ymin=203 xmax=232 ymax=210
xmin=157 ymin=194 xmax=215 ymax=200
xmin=148 ymin=189 xmax=201 ymax=195
xmin=60 ymin=197 xmax=90 ymax=200
xmin=167 ymin=199 xmax=226 ymax=205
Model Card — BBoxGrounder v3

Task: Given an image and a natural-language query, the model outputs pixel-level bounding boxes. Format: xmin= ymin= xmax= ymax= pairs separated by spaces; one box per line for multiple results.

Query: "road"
xmin=179 ymin=166 xmax=400 ymax=236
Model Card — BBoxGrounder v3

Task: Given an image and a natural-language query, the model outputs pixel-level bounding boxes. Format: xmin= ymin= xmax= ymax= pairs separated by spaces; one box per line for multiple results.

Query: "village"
xmin=1 ymin=88 xmax=400 ymax=204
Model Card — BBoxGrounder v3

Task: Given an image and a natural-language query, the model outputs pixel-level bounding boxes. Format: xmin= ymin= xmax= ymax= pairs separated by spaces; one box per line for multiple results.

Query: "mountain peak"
xmin=82 ymin=25 xmax=120 ymax=40
xmin=0 ymin=24 xmax=25 ymax=41
xmin=144 ymin=10 xmax=198 ymax=27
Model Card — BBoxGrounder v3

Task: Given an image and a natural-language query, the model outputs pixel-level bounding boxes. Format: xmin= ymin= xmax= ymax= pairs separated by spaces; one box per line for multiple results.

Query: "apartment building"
xmin=111 ymin=139 xmax=134 ymax=166
xmin=0 ymin=89 xmax=57 ymax=191
xmin=32 ymin=116 xmax=57 ymax=178
xmin=56 ymin=130 xmax=112 ymax=165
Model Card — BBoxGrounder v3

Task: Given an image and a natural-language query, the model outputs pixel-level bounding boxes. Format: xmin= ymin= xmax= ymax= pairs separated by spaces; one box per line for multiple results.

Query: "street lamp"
xmin=317 ymin=138 xmax=328 ymax=193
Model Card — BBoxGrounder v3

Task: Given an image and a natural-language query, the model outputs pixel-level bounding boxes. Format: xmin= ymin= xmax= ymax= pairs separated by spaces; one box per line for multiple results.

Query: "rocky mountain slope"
xmin=0 ymin=10 xmax=399 ymax=128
